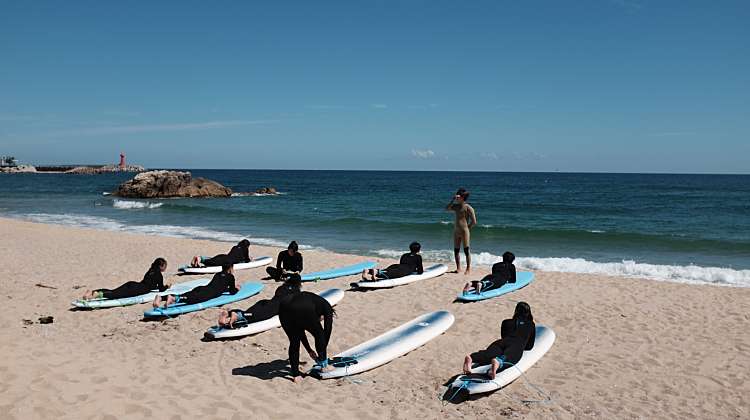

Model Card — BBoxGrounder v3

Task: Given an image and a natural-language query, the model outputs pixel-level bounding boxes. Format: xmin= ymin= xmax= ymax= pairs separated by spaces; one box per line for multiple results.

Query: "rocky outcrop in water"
xmin=114 ymin=170 xmax=232 ymax=198
xmin=255 ymin=186 xmax=278 ymax=195
xmin=0 ymin=165 xmax=37 ymax=173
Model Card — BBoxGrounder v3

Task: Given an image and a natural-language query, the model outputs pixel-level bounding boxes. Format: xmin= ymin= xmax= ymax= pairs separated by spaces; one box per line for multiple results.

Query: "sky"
xmin=1 ymin=0 xmax=749 ymax=173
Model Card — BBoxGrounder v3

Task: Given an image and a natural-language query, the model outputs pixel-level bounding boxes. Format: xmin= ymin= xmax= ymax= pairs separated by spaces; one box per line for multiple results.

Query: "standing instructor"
xmin=446 ymin=188 xmax=477 ymax=275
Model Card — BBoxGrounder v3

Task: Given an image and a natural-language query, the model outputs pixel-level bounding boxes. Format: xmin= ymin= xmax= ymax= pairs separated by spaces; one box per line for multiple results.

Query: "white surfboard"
xmin=204 ymin=289 xmax=345 ymax=340
xmin=178 ymin=256 xmax=272 ymax=274
xmin=447 ymin=325 xmax=555 ymax=395
xmin=71 ymin=278 xmax=211 ymax=309
xmin=311 ymin=310 xmax=455 ymax=379
xmin=351 ymin=264 xmax=448 ymax=289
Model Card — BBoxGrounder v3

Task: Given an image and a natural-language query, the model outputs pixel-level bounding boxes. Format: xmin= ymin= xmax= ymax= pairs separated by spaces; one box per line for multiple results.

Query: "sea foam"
xmin=112 ymin=199 xmax=163 ymax=209
xmin=374 ymin=249 xmax=750 ymax=287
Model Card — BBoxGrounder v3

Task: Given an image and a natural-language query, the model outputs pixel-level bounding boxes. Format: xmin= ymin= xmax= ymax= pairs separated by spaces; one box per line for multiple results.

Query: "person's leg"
xmin=488 ymin=357 xmax=501 ymax=380
xmin=281 ymin=323 xmax=303 ymax=379
xmin=464 ymin=247 xmax=471 ymax=275
xmin=101 ymin=281 xmax=149 ymax=300
xmin=361 ymin=269 xmax=368 ymax=281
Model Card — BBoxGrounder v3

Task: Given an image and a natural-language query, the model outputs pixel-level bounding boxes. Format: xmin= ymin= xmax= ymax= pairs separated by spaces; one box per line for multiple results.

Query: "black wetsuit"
xmin=476 ymin=262 xmax=516 ymax=292
xmin=279 ymin=291 xmax=334 ymax=377
xmin=203 ymin=244 xmax=251 ymax=267
xmin=174 ymin=271 xmax=238 ymax=305
xmin=470 ymin=318 xmax=535 ymax=370
xmin=232 ymin=283 xmax=300 ymax=324
xmin=266 ymin=251 xmax=303 ymax=280
xmin=97 ymin=268 xmax=166 ymax=299
xmin=378 ymin=252 xmax=423 ymax=279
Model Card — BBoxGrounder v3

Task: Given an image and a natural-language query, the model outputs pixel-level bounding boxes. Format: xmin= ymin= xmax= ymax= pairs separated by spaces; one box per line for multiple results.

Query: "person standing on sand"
xmin=446 ymin=188 xmax=477 ymax=275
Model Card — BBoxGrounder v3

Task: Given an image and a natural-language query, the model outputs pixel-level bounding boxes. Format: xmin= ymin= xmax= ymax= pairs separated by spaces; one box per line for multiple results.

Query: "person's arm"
xmin=467 ymin=205 xmax=477 ymax=228
xmin=296 ymin=254 xmax=303 ymax=273
xmin=525 ymin=322 xmax=536 ymax=350
xmin=243 ymin=246 xmax=251 ymax=263
xmin=276 ymin=252 xmax=283 ymax=270
xmin=300 ymin=332 xmax=313 ymax=354
xmin=156 ymin=272 xmax=168 ymax=292
xmin=510 ymin=265 xmax=516 ymax=283
xmin=445 ymin=197 xmax=456 ymax=211
xmin=227 ymin=274 xmax=239 ymax=294
xmin=416 ymin=255 xmax=424 ymax=274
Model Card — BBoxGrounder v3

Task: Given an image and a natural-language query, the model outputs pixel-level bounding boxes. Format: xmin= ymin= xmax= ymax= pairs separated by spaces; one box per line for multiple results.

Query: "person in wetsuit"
xmin=462 ymin=301 xmax=535 ymax=380
xmin=462 ymin=251 xmax=516 ymax=295
xmin=190 ymin=239 xmax=252 ymax=268
xmin=446 ymin=188 xmax=477 ymax=275
xmin=82 ymin=258 xmax=169 ymax=301
xmin=266 ymin=241 xmax=303 ymax=281
xmin=218 ymin=274 xmax=302 ymax=328
xmin=279 ymin=291 xmax=336 ymax=383
xmin=153 ymin=263 xmax=238 ymax=308
xmin=361 ymin=242 xmax=424 ymax=281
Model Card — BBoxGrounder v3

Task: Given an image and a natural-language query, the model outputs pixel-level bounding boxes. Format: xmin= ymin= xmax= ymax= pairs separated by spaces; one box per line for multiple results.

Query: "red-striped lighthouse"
xmin=119 ymin=153 xmax=126 ymax=170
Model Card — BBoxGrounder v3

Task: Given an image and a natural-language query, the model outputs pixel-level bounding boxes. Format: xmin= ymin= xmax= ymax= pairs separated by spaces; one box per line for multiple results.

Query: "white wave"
xmin=112 ymin=199 xmax=163 ymax=209
xmin=19 ymin=213 xmax=297 ymax=250
xmin=231 ymin=191 xmax=287 ymax=197
xmin=373 ymin=249 xmax=750 ymax=287
xmin=101 ymin=192 xmax=111 ymax=196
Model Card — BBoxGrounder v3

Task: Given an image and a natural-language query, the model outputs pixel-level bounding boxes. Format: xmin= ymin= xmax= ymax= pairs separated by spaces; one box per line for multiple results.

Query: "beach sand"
xmin=0 ymin=217 xmax=748 ymax=419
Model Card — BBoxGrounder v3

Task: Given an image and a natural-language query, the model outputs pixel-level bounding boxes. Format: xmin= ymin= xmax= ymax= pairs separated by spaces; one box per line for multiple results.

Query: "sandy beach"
xmin=0 ymin=217 xmax=748 ymax=420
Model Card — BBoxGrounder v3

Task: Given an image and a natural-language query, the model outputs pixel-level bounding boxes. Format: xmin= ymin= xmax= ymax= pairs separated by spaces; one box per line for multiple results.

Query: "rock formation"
xmin=114 ymin=170 xmax=232 ymax=198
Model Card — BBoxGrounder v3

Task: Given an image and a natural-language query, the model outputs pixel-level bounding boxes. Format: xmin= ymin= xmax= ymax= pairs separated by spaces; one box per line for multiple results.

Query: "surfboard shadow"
xmin=441 ymin=374 xmax=503 ymax=404
xmin=232 ymin=359 xmax=291 ymax=381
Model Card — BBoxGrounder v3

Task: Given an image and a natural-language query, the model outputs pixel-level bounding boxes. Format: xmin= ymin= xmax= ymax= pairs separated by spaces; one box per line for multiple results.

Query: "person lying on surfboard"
xmin=153 ymin=263 xmax=238 ymax=308
xmin=361 ymin=242 xmax=423 ymax=281
xmin=81 ymin=258 xmax=169 ymax=301
xmin=279 ymin=291 xmax=336 ymax=383
xmin=217 ymin=274 xmax=302 ymax=328
xmin=462 ymin=301 xmax=535 ymax=380
xmin=462 ymin=251 xmax=516 ymax=295
xmin=189 ymin=239 xmax=252 ymax=268
xmin=266 ymin=241 xmax=303 ymax=281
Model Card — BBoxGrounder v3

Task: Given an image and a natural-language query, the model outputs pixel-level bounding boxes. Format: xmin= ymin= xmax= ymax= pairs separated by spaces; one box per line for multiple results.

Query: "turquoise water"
xmin=1 ymin=170 xmax=748 ymax=286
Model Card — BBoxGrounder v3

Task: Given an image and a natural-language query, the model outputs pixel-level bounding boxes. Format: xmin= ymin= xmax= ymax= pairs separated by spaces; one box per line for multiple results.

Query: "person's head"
xmin=285 ymin=273 xmax=302 ymax=290
xmin=238 ymin=239 xmax=251 ymax=249
xmin=513 ymin=301 xmax=533 ymax=323
xmin=455 ymin=188 xmax=469 ymax=203
xmin=222 ymin=263 xmax=234 ymax=274
xmin=151 ymin=257 xmax=168 ymax=272
xmin=409 ymin=241 xmax=421 ymax=254
xmin=287 ymin=241 xmax=299 ymax=255
xmin=502 ymin=251 xmax=515 ymax=264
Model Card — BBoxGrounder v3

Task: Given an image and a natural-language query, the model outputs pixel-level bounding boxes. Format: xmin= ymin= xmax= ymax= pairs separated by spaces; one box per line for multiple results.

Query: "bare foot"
xmin=488 ymin=359 xmax=500 ymax=380
xmin=165 ymin=295 xmax=176 ymax=307
xmin=82 ymin=290 xmax=93 ymax=300
xmin=463 ymin=355 xmax=472 ymax=375
xmin=293 ymin=375 xmax=304 ymax=384
xmin=152 ymin=295 xmax=161 ymax=308
xmin=464 ymin=268 xmax=471 ymax=275
xmin=320 ymin=364 xmax=335 ymax=373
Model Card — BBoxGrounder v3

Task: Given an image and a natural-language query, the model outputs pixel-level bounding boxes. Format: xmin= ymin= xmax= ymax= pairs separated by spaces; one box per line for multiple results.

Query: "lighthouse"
xmin=119 ymin=153 xmax=126 ymax=170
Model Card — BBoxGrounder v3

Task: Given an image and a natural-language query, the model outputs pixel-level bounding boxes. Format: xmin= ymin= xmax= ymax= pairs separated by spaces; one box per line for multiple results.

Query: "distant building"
xmin=0 ymin=156 xmax=19 ymax=167
xmin=119 ymin=153 xmax=126 ymax=170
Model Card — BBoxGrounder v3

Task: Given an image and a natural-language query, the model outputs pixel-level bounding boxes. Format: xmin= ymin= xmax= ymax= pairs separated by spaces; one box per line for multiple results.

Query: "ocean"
xmin=1 ymin=170 xmax=749 ymax=287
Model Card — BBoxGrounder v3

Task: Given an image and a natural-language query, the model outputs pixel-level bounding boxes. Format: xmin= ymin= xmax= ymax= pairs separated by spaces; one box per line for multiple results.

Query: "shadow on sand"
xmin=232 ymin=359 xmax=291 ymax=381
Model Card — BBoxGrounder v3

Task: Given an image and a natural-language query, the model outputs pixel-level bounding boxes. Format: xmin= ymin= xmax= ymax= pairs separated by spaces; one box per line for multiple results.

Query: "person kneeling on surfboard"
xmin=361 ymin=242 xmax=423 ymax=281
xmin=153 ymin=263 xmax=238 ymax=308
xmin=279 ymin=291 xmax=336 ymax=383
xmin=266 ymin=241 xmax=303 ymax=281
xmin=189 ymin=239 xmax=252 ymax=268
xmin=218 ymin=274 xmax=302 ymax=328
xmin=82 ymin=258 xmax=169 ymax=301
xmin=462 ymin=301 xmax=535 ymax=380
xmin=462 ymin=251 xmax=516 ymax=295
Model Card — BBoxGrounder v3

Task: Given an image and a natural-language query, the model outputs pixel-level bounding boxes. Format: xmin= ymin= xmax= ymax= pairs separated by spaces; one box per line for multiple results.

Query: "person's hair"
xmin=502 ymin=251 xmax=515 ymax=263
xmin=221 ymin=263 xmax=233 ymax=272
xmin=239 ymin=239 xmax=251 ymax=248
xmin=456 ymin=188 xmax=470 ymax=201
xmin=151 ymin=257 xmax=167 ymax=270
xmin=286 ymin=273 xmax=302 ymax=289
xmin=288 ymin=241 xmax=299 ymax=252
xmin=513 ymin=301 xmax=533 ymax=323
xmin=409 ymin=241 xmax=421 ymax=253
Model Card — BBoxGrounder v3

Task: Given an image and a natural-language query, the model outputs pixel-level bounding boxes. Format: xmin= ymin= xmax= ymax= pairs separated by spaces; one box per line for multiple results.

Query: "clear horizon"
xmin=2 ymin=1 xmax=749 ymax=174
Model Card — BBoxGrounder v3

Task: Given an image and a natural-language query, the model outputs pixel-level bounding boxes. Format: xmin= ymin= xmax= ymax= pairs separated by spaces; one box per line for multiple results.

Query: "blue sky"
xmin=1 ymin=0 xmax=748 ymax=173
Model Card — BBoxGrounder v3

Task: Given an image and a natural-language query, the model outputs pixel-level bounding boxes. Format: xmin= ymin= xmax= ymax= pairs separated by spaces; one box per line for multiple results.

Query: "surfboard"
xmin=351 ymin=264 xmax=448 ymax=289
xmin=178 ymin=256 xmax=272 ymax=274
xmin=71 ymin=278 xmax=211 ymax=309
xmin=445 ymin=325 xmax=555 ymax=397
xmin=456 ymin=272 xmax=534 ymax=302
xmin=301 ymin=261 xmax=377 ymax=282
xmin=143 ymin=282 xmax=264 ymax=318
xmin=310 ymin=310 xmax=455 ymax=379
xmin=204 ymin=288 xmax=345 ymax=340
